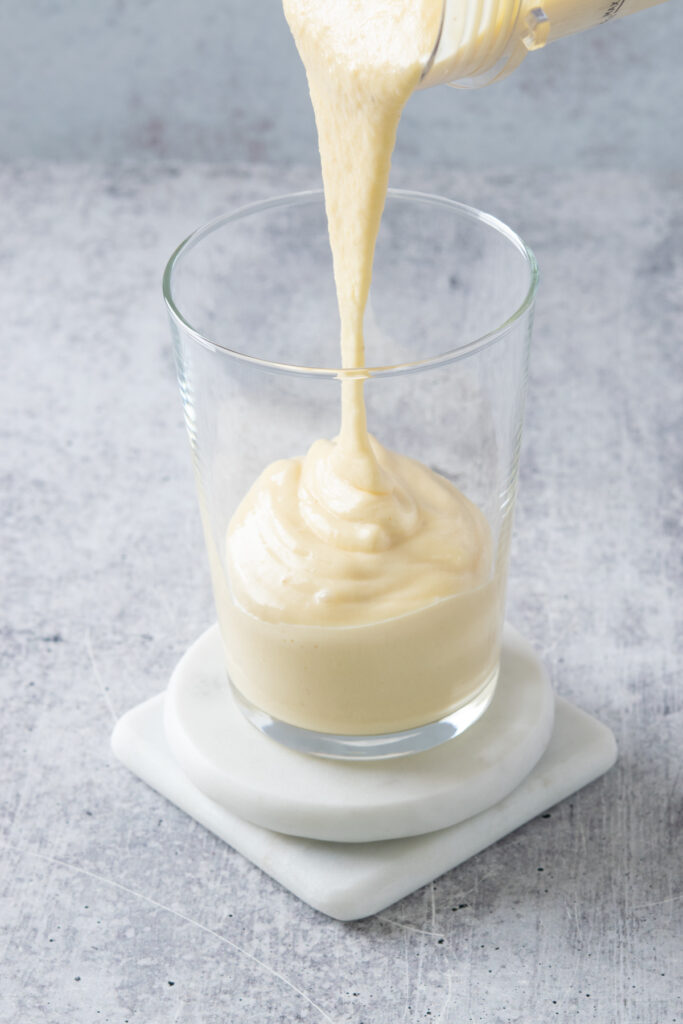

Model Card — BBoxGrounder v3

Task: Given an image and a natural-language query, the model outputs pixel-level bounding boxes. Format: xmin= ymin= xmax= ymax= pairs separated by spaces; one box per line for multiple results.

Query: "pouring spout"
xmin=420 ymin=0 xmax=671 ymax=91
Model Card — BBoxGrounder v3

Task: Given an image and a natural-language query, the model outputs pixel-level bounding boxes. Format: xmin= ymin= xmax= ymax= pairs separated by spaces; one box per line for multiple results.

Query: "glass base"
xmin=229 ymin=668 xmax=499 ymax=760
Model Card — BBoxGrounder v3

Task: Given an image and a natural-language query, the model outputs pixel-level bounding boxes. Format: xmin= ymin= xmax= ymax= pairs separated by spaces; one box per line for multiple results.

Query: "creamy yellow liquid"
xmin=219 ymin=0 xmax=501 ymax=735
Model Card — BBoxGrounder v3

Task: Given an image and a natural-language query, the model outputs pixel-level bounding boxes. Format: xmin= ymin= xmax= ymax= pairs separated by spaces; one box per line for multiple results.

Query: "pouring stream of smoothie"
xmin=282 ymin=0 xmax=442 ymax=465
xmin=228 ymin=0 xmax=494 ymax=627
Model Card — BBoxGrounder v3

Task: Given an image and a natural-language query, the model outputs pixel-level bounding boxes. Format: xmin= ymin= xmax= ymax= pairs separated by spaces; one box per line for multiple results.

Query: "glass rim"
xmin=162 ymin=188 xmax=539 ymax=379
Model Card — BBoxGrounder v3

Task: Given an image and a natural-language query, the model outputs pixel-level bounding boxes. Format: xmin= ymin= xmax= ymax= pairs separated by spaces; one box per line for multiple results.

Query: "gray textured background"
xmin=1 ymin=1 xmax=682 ymax=1021
xmin=2 ymin=0 xmax=682 ymax=167
xmin=1 ymin=161 xmax=681 ymax=1024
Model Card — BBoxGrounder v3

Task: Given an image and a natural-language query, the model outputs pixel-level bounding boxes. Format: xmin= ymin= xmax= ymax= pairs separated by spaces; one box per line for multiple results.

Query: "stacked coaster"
xmin=111 ymin=624 xmax=616 ymax=921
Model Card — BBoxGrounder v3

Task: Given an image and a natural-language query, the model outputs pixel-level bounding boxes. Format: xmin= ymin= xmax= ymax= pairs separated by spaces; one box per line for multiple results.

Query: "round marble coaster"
xmin=163 ymin=623 xmax=554 ymax=844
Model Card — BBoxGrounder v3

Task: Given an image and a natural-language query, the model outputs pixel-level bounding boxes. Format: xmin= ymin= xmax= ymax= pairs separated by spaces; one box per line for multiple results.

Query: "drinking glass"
xmin=163 ymin=190 xmax=538 ymax=758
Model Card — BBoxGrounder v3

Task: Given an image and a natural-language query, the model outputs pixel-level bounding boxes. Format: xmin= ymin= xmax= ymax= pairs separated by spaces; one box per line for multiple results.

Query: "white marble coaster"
xmin=111 ymin=629 xmax=616 ymax=921
xmin=162 ymin=624 xmax=556 ymax=843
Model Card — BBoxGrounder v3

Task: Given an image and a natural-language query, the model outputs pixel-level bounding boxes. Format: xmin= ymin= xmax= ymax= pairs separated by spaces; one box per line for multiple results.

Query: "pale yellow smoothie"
xmin=218 ymin=0 xmax=501 ymax=735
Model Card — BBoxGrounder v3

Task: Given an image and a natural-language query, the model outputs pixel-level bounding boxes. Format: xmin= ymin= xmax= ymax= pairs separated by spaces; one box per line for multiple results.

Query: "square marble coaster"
xmin=112 ymin=693 xmax=616 ymax=921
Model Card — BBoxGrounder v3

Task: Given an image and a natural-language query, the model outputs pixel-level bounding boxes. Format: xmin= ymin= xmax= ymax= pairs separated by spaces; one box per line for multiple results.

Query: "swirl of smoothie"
xmin=227 ymin=434 xmax=492 ymax=627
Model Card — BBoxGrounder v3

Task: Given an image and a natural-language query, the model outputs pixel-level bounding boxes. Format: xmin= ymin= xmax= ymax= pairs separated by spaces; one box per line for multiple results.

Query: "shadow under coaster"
xmin=111 ymin=624 xmax=617 ymax=921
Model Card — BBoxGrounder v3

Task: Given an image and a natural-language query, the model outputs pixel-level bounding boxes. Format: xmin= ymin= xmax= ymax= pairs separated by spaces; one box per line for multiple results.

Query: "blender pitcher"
xmin=420 ymin=0 xmax=670 ymax=89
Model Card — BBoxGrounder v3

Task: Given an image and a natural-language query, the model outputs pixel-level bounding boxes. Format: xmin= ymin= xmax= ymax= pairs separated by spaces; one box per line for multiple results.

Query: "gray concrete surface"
xmin=1 ymin=162 xmax=681 ymax=1021
xmin=1 ymin=0 xmax=682 ymax=168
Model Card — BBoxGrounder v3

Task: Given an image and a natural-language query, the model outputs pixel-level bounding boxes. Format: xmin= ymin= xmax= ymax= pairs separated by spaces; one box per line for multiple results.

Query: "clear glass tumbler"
xmin=163 ymin=190 xmax=538 ymax=759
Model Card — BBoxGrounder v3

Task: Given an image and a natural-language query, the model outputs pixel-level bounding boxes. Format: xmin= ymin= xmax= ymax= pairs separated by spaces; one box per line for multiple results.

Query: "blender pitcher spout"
xmin=419 ymin=0 xmax=669 ymax=91
xmin=419 ymin=0 xmax=530 ymax=90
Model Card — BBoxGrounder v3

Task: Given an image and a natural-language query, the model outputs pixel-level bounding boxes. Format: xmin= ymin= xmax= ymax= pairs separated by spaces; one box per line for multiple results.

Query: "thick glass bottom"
xmin=229 ymin=667 xmax=499 ymax=760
